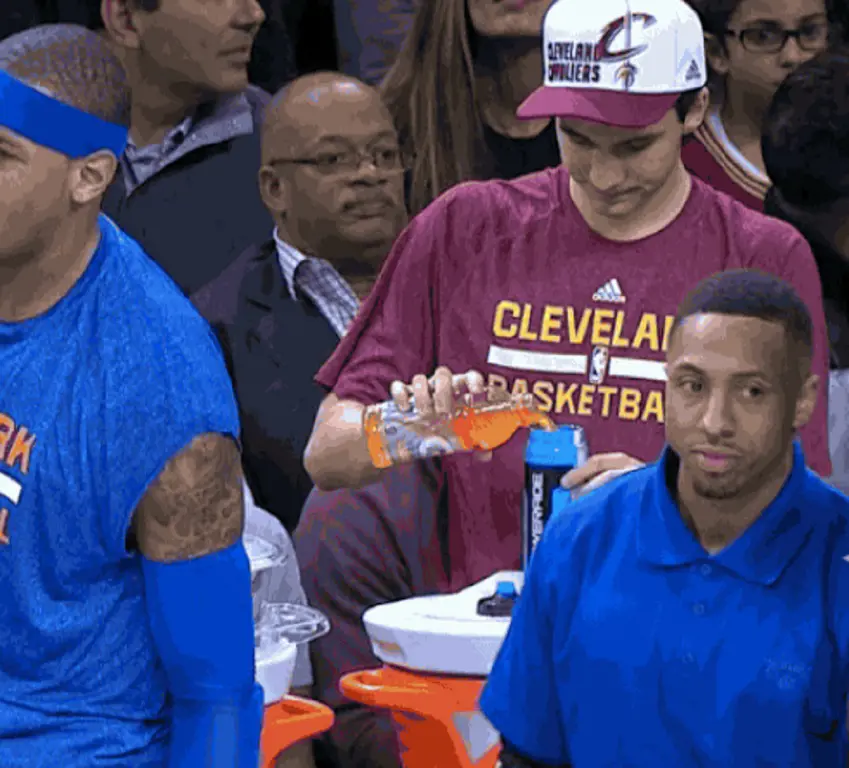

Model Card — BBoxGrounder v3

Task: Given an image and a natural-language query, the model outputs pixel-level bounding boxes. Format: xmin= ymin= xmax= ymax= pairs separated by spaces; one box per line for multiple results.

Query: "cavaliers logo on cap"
xmin=596 ymin=13 xmax=656 ymax=63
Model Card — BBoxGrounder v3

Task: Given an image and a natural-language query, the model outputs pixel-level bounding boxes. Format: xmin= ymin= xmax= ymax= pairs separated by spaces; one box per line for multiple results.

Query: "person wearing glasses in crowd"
xmin=682 ymin=0 xmax=831 ymax=209
xmin=192 ymin=71 xmax=407 ymax=534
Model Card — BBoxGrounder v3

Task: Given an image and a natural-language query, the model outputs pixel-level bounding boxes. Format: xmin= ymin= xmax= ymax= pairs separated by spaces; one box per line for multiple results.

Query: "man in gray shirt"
xmin=97 ymin=0 xmax=273 ymax=295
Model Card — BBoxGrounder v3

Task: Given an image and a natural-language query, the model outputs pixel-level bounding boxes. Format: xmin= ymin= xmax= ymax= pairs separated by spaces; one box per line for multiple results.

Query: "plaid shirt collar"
xmin=272 ymin=228 xmax=360 ymax=337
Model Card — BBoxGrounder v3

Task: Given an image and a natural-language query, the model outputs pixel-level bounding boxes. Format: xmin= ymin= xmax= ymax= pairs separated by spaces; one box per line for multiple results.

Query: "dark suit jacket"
xmin=191 ymin=240 xmax=340 ymax=533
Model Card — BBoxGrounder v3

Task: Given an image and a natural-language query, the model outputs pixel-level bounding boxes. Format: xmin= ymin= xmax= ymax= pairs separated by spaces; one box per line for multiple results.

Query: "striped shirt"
xmin=690 ymin=108 xmax=771 ymax=203
xmin=273 ymin=228 xmax=360 ymax=338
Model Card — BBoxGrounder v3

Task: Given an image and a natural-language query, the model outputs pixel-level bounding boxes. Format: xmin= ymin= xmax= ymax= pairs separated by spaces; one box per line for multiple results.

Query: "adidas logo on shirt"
xmin=685 ymin=59 xmax=701 ymax=82
xmin=592 ymin=278 xmax=626 ymax=303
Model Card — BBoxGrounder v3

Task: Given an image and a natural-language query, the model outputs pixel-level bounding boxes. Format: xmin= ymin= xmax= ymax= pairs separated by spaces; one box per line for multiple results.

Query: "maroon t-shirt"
xmin=316 ymin=167 xmax=832 ymax=590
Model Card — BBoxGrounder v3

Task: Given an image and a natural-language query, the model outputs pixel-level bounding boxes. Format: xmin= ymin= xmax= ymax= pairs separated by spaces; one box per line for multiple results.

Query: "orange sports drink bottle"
xmin=363 ymin=388 xmax=555 ymax=469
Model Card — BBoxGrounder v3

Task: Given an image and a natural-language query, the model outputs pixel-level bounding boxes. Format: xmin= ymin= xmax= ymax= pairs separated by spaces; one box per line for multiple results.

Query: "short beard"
xmin=692 ymin=475 xmax=745 ymax=500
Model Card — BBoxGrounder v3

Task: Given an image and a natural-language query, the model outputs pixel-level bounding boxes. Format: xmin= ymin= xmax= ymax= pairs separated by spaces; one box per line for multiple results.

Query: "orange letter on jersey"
xmin=6 ymin=427 xmax=35 ymax=475
xmin=0 ymin=508 xmax=9 ymax=545
xmin=0 ymin=415 xmax=14 ymax=464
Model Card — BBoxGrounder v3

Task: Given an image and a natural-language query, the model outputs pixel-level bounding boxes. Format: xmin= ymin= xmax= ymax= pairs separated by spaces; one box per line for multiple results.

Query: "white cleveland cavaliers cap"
xmin=518 ymin=0 xmax=707 ymax=128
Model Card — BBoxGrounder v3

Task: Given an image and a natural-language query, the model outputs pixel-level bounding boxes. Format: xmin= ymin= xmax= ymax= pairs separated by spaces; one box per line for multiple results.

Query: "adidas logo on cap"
xmin=685 ymin=59 xmax=701 ymax=82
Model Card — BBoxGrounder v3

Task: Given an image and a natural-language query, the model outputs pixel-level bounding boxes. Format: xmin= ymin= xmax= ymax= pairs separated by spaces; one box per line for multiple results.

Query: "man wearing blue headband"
xmin=0 ymin=24 xmax=262 ymax=768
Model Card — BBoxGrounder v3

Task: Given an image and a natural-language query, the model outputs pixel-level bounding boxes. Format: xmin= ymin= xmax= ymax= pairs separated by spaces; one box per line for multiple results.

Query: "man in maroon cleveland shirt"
xmin=304 ymin=0 xmax=832 ymax=593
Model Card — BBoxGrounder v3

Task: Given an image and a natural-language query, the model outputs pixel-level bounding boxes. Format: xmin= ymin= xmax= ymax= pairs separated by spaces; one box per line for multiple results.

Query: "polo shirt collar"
xmin=637 ymin=442 xmax=812 ymax=585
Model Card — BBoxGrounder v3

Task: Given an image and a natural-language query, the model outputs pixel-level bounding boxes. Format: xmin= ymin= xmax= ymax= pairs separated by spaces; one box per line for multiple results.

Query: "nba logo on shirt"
xmin=589 ymin=346 xmax=610 ymax=385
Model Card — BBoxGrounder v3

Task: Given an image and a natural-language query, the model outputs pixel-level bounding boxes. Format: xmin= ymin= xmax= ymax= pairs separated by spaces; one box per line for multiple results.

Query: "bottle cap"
xmin=496 ymin=581 xmax=518 ymax=598
xmin=525 ymin=424 xmax=587 ymax=467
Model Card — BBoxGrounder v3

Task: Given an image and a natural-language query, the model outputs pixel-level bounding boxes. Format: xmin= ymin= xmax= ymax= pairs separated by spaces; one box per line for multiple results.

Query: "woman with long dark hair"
xmin=381 ymin=0 xmax=560 ymax=215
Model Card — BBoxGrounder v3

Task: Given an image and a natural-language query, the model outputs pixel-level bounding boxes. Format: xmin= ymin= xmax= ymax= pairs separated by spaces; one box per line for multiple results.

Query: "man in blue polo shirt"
xmin=480 ymin=268 xmax=849 ymax=767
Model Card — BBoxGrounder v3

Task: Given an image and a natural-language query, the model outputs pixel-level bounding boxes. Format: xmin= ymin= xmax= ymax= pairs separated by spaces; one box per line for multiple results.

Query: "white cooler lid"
xmin=363 ymin=571 xmax=523 ymax=677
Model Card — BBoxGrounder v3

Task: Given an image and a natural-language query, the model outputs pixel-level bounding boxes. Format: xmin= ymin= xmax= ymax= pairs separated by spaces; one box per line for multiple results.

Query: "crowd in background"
xmin=4 ymin=0 xmax=849 ymax=766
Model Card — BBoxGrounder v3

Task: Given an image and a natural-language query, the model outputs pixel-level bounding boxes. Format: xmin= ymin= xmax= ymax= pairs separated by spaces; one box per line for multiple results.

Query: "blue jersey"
xmin=481 ymin=443 xmax=849 ymax=767
xmin=0 ymin=216 xmax=240 ymax=766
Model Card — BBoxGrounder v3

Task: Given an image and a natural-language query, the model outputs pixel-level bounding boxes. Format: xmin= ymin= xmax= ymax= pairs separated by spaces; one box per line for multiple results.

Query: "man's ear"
xmin=792 ymin=371 xmax=820 ymax=431
xmin=682 ymin=86 xmax=710 ymax=135
xmin=101 ymin=0 xmax=141 ymax=50
xmin=258 ymin=165 xmax=288 ymax=216
xmin=69 ymin=151 xmax=119 ymax=206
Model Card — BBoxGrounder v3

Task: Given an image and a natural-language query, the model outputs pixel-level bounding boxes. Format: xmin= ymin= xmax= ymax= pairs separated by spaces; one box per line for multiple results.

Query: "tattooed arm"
xmin=134 ymin=433 xmax=263 ymax=767
xmin=133 ymin=432 xmax=244 ymax=561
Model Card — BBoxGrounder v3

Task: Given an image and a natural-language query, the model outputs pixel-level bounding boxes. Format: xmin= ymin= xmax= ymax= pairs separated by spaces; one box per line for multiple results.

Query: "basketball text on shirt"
xmin=0 ymin=412 xmax=36 ymax=546
xmin=487 ymin=295 xmax=673 ymax=424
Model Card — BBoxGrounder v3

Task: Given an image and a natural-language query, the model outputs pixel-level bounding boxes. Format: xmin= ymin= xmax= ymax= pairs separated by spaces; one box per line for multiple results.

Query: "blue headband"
xmin=0 ymin=67 xmax=128 ymax=158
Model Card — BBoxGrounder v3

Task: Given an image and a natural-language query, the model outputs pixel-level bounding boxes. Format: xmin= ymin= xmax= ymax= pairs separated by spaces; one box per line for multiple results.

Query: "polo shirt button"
xmin=700 ymin=564 xmax=712 ymax=576
xmin=693 ymin=603 xmax=705 ymax=616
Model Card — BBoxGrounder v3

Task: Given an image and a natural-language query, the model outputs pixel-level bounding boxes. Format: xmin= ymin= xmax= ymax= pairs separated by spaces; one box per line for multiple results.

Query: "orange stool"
xmin=261 ymin=695 xmax=335 ymax=768
xmin=340 ymin=666 xmax=500 ymax=768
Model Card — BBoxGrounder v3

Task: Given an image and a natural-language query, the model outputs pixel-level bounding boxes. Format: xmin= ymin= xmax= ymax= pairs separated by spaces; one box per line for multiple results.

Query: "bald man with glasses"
xmin=192 ymin=71 xmax=408 ymax=534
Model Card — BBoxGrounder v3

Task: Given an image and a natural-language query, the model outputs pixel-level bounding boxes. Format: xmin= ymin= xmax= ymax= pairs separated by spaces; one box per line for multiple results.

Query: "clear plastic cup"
xmin=256 ymin=603 xmax=331 ymax=648
xmin=255 ymin=603 xmax=332 ymax=705
xmin=244 ymin=532 xmax=285 ymax=622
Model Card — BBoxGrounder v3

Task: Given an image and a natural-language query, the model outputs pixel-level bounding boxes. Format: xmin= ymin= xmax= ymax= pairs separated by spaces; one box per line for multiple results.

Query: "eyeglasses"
xmin=724 ymin=21 xmax=829 ymax=54
xmin=270 ymin=147 xmax=404 ymax=176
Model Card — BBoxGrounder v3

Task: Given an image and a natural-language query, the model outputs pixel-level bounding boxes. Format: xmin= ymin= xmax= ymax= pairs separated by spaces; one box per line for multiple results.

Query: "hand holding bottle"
xmin=363 ymin=367 xmax=554 ymax=469
xmin=388 ymin=367 xmax=495 ymax=462
xmin=388 ymin=367 xmax=487 ymax=415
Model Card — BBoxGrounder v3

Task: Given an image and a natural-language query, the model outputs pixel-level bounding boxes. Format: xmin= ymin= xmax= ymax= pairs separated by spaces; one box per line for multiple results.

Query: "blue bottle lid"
xmin=496 ymin=581 xmax=518 ymax=598
xmin=525 ymin=425 xmax=587 ymax=467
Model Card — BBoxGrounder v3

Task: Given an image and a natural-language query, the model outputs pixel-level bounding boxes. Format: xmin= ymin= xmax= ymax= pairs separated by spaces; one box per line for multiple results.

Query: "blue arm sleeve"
xmin=479 ymin=523 xmax=572 ymax=765
xmin=141 ymin=540 xmax=264 ymax=768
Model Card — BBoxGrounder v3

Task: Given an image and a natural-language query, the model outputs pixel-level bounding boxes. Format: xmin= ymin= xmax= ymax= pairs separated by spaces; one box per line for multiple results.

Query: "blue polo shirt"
xmin=480 ymin=443 xmax=849 ymax=767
